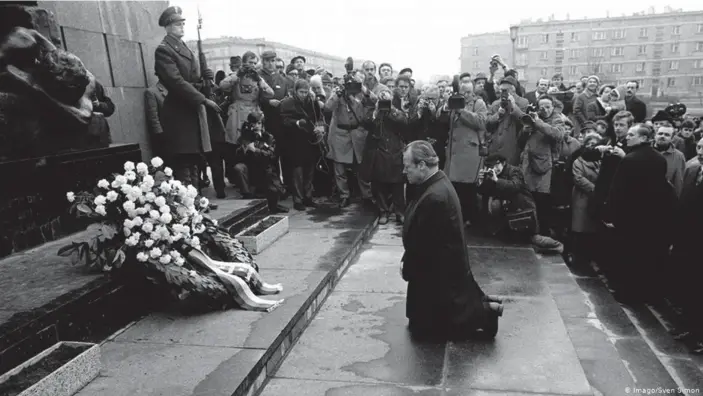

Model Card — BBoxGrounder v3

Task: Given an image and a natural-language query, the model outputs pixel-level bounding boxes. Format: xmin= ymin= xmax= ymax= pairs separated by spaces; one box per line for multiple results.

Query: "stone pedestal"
xmin=0 ymin=143 xmax=141 ymax=258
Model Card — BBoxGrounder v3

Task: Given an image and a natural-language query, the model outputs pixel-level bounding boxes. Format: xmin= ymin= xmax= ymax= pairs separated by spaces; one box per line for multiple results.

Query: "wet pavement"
xmin=261 ymin=224 xmax=703 ymax=396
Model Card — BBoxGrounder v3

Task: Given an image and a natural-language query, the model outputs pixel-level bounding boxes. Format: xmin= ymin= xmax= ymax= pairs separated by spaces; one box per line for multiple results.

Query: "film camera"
xmin=377 ymin=90 xmax=393 ymax=111
xmin=336 ymin=57 xmax=362 ymax=96
xmin=521 ymin=104 xmax=539 ymax=125
xmin=447 ymin=74 xmax=466 ymax=110
xmin=664 ymin=103 xmax=687 ymax=120
xmin=500 ymin=90 xmax=510 ymax=109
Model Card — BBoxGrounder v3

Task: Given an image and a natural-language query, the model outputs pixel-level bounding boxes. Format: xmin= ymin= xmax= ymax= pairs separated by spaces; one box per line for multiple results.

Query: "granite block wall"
xmin=37 ymin=0 xmax=168 ymax=160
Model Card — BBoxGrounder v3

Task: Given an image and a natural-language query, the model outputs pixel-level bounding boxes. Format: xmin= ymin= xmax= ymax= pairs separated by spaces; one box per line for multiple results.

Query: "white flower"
xmin=135 ymin=207 xmax=148 ymax=215
xmin=211 ymin=219 xmax=218 ymax=226
xmin=106 ymin=191 xmax=118 ymax=202
xmin=159 ymin=182 xmax=172 ymax=194
xmin=172 ymin=232 xmax=182 ymax=241
xmin=111 ymin=175 xmax=127 ymax=188
xmin=188 ymin=269 xmax=197 ymax=276
xmin=170 ymin=250 xmax=181 ymax=259
xmin=150 ymin=231 xmax=161 ymax=241
xmin=193 ymin=224 xmax=206 ymax=234
xmin=144 ymin=239 xmax=154 ymax=248
xmin=94 ymin=195 xmax=107 ymax=206
xmin=136 ymin=252 xmax=149 ymax=262
xmin=66 ymin=192 xmax=75 ymax=202
xmin=164 ymin=167 xmax=173 ymax=177
xmin=124 ymin=219 xmax=134 ymax=229
xmin=175 ymin=257 xmax=186 ymax=267
xmin=97 ymin=179 xmax=110 ymax=189
xmin=123 ymin=227 xmax=131 ymax=237
xmin=159 ymin=205 xmax=170 ymax=214
xmin=193 ymin=213 xmax=203 ymax=224
xmin=199 ymin=197 xmax=209 ymax=208
xmin=143 ymin=175 xmax=155 ymax=186
xmin=186 ymin=186 xmax=198 ymax=198
xmin=122 ymin=201 xmax=136 ymax=212
xmin=124 ymin=161 xmax=135 ymax=171
xmin=141 ymin=221 xmax=154 ymax=233
xmin=137 ymin=196 xmax=146 ymax=205
xmin=159 ymin=254 xmax=171 ymax=264
xmin=149 ymin=247 xmax=162 ymax=259
xmin=190 ymin=236 xmax=200 ymax=248
xmin=132 ymin=216 xmax=144 ymax=227
xmin=136 ymin=162 xmax=149 ymax=175
xmin=154 ymin=196 xmax=166 ymax=207
xmin=160 ymin=213 xmax=173 ymax=224
xmin=125 ymin=235 xmax=139 ymax=246
xmin=183 ymin=197 xmax=195 ymax=209
xmin=120 ymin=183 xmax=132 ymax=195
xmin=124 ymin=170 xmax=137 ymax=182
xmin=95 ymin=205 xmax=107 ymax=216
xmin=151 ymin=157 xmax=164 ymax=168
xmin=130 ymin=186 xmax=142 ymax=197
xmin=149 ymin=210 xmax=160 ymax=220
xmin=176 ymin=206 xmax=189 ymax=218
xmin=145 ymin=192 xmax=156 ymax=202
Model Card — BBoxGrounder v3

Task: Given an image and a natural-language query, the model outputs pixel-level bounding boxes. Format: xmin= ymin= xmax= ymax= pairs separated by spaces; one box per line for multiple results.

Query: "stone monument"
xmin=0 ymin=3 xmax=141 ymax=258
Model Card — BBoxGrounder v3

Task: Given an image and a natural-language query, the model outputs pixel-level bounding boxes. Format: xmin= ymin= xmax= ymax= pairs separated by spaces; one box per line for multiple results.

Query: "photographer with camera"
xmin=358 ymin=89 xmax=413 ymax=224
xmin=477 ymin=154 xmax=563 ymax=253
xmin=325 ymin=64 xmax=376 ymax=208
xmin=486 ymin=76 xmax=530 ymax=166
xmin=519 ymin=95 xmax=566 ymax=238
xmin=435 ymin=73 xmax=487 ymax=226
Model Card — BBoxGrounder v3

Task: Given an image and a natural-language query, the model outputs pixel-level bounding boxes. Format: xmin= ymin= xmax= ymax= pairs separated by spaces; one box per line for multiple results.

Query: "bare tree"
xmin=584 ymin=56 xmax=612 ymax=84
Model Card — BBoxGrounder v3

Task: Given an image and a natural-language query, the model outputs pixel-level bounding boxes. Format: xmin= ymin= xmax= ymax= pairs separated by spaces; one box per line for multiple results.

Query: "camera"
xmin=521 ymin=104 xmax=538 ymax=125
xmin=447 ymin=74 xmax=466 ymax=110
xmin=500 ymin=90 xmax=510 ymax=109
xmin=378 ymin=99 xmax=391 ymax=111
xmin=343 ymin=79 xmax=362 ymax=96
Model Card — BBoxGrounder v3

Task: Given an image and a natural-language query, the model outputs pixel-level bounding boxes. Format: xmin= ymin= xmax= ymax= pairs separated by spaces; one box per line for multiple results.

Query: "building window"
xmin=667 ymin=77 xmax=676 ymax=87
xmin=592 ymin=31 xmax=606 ymax=40
xmin=473 ymin=61 xmax=480 ymax=68
xmin=541 ymin=67 xmax=548 ymax=76
xmin=611 ymin=64 xmax=622 ymax=73
xmin=697 ymin=42 xmax=703 ymax=51
xmin=611 ymin=47 xmax=624 ymax=56
xmin=541 ymin=34 xmax=549 ymax=44
xmin=693 ymin=76 xmax=703 ymax=86
xmin=613 ymin=29 xmax=626 ymax=39
xmin=517 ymin=36 xmax=529 ymax=48
xmin=571 ymin=32 xmax=579 ymax=42
xmin=569 ymin=66 xmax=579 ymax=75
xmin=591 ymin=48 xmax=604 ymax=57
xmin=669 ymin=60 xmax=679 ymax=70
xmin=638 ymin=45 xmax=647 ymax=54
xmin=540 ymin=51 xmax=549 ymax=60
xmin=698 ymin=24 xmax=703 ymax=34
xmin=672 ymin=26 xmax=680 ymax=35
xmin=593 ymin=64 xmax=602 ymax=74
xmin=636 ymin=62 xmax=646 ymax=72
xmin=473 ymin=47 xmax=479 ymax=56
xmin=569 ymin=49 xmax=580 ymax=58
xmin=518 ymin=53 xmax=528 ymax=66
xmin=639 ymin=28 xmax=648 ymax=38
xmin=671 ymin=43 xmax=679 ymax=53
xmin=694 ymin=59 xmax=703 ymax=68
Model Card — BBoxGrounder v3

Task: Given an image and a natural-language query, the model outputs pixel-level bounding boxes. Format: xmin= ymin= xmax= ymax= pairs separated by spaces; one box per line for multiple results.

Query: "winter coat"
xmin=154 ymin=34 xmax=224 ymax=155
xmin=571 ymin=157 xmax=600 ymax=233
xmin=325 ymin=93 xmax=374 ymax=164
xmin=656 ymin=144 xmax=686 ymax=198
xmin=478 ymin=163 xmax=537 ymax=235
xmin=359 ymin=105 xmax=412 ymax=183
xmin=220 ymin=72 xmax=274 ymax=145
xmin=572 ymin=90 xmax=598 ymax=133
xmin=486 ymin=95 xmax=530 ymax=166
xmin=279 ymin=95 xmax=324 ymax=166
xmin=520 ymin=111 xmax=566 ymax=193
xmin=437 ymin=94 xmax=488 ymax=184
xmin=402 ymin=171 xmax=488 ymax=333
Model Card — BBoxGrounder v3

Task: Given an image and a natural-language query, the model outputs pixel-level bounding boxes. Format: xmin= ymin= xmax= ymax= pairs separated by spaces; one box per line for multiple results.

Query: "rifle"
xmin=196 ymin=6 xmax=214 ymax=99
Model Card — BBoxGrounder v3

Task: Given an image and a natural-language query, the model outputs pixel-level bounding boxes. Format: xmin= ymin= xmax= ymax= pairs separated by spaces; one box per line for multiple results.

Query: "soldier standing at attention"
xmin=154 ymin=6 xmax=224 ymax=191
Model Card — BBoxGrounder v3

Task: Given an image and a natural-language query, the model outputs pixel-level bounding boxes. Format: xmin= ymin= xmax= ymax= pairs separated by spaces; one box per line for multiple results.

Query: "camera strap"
xmin=342 ymin=96 xmax=362 ymax=127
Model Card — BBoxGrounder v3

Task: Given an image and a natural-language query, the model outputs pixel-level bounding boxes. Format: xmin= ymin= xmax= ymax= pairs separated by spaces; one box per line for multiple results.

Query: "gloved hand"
xmin=202 ymin=68 xmax=214 ymax=80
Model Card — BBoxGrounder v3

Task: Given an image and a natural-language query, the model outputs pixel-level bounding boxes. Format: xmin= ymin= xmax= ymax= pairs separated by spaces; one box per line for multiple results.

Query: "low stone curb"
xmin=232 ymin=215 xmax=379 ymax=396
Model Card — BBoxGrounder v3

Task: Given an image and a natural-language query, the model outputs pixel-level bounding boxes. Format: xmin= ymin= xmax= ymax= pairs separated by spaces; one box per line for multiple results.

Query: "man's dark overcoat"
xmin=402 ymin=171 xmax=487 ymax=334
xmin=154 ymin=34 xmax=225 ymax=156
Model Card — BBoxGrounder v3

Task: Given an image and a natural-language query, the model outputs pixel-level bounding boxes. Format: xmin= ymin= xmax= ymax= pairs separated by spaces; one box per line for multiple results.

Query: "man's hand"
xmin=611 ymin=146 xmax=626 ymax=157
xmin=296 ymin=119 xmax=308 ymax=129
xmin=489 ymin=169 xmax=498 ymax=182
xmin=269 ymin=99 xmax=280 ymax=107
xmin=498 ymin=107 xmax=506 ymax=116
xmin=547 ymin=86 xmax=559 ymax=94
xmin=204 ymin=99 xmax=221 ymax=113
xmin=202 ymin=68 xmax=214 ymax=80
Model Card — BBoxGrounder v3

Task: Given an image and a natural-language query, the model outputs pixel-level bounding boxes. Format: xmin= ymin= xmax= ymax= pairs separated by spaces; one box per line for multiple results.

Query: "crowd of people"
xmin=147 ymin=6 xmax=702 ymax=348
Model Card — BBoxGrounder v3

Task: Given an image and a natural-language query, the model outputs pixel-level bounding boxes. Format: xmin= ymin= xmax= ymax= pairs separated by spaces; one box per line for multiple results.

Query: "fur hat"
xmin=652 ymin=110 xmax=673 ymax=124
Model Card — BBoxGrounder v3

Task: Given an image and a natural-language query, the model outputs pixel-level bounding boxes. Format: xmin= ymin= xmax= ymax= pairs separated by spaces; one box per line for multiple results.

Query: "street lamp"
xmin=509 ymin=25 xmax=519 ymax=69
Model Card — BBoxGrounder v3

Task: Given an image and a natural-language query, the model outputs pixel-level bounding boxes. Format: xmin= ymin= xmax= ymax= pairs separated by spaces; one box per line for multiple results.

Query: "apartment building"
xmin=508 ymin=9 xmax=703 ymax=99
xmin=185 ymin=37 xmax=350 ymax=77
xmin=460 ymin=32 xmax=513 ymax=77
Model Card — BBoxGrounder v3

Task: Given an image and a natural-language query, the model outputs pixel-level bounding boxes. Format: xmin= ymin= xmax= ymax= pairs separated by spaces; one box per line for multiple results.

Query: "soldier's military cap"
xmin=158 ymin=6 xmax=186 ymax=27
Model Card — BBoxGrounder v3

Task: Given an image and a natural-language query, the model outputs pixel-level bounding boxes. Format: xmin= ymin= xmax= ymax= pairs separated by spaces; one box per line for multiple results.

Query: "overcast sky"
xmin=172 ymin=0 xmax=701 ymax=81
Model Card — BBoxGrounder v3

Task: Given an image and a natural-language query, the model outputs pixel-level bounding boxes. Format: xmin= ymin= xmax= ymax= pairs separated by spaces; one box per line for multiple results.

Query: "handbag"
xmin=505 ymin=209 xmax=537 ymax=233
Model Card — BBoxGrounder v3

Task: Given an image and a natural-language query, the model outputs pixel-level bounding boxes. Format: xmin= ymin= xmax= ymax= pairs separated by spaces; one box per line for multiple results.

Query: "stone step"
xmin=72 ymin=205 xmax=378 ymax=396
xmin=0 ymin=198 xmax=269 ymax=377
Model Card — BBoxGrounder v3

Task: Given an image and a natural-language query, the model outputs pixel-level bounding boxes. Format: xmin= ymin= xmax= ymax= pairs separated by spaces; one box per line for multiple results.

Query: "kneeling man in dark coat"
xmin=401 ymin=140 xmax=503 ymax=340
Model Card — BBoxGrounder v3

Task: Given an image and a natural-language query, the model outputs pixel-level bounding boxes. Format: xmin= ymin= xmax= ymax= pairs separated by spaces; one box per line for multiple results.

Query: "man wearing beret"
xmin=291 ymin=56 xmax=309 ymax=81
xmin=154 ymin=6 xmax=226 ymax=193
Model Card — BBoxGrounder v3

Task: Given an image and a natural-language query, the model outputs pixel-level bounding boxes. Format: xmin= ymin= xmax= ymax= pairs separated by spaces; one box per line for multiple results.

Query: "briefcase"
xmin=505 ymin=209 xmax=537 ymax=233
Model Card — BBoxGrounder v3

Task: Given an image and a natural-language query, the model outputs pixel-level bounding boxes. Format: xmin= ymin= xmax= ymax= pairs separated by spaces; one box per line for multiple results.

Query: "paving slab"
xmin=76 ymin=342 xmax=263 ymax=396
xmin=367 ymin=223 xmax=404 ymax=246
xmin=335 ymin=244 xmax=407 ymax=294
xmin=469 ymin=246 xmax=550 ymax=298
xmin=262 ymin=378 xmax=447 ymax=395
